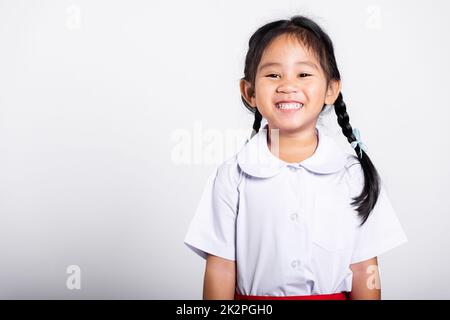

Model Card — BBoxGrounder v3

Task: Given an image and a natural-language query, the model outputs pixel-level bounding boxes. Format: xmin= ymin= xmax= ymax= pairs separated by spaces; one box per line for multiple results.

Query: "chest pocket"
xmin=312 ymin=190 xmax=357 ymax=252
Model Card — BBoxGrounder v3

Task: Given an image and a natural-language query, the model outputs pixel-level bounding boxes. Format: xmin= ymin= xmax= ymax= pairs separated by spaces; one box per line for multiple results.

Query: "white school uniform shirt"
xmin=184 ymin=123 xmax=408 ymax=296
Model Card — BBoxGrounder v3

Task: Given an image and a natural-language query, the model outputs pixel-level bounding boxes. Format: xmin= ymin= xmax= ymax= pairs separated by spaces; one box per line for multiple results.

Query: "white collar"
xmin=237 ymin=123 xmax=348 ymax=178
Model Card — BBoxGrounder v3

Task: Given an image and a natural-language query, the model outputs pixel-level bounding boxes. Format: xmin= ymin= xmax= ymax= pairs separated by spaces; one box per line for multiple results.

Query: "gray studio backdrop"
xmin=0 ymin=0 xmax=449 ymax=299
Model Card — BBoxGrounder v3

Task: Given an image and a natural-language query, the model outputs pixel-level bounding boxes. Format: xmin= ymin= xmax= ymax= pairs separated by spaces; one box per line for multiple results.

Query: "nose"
xmin=276 ymin=79 xmax=299 ymax=94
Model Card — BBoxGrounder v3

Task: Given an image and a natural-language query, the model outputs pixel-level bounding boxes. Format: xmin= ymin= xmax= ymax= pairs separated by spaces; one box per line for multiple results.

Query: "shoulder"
xmin=214 ymin=153 xmax=244 ymax=191
xmin=343 ymin=153 xmax=363 ymax=176
xmin=342 ymin=153 xmax=365 ymax=194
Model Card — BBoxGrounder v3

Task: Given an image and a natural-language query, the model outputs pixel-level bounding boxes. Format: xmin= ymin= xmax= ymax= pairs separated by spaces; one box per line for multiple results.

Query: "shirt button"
xmin=291 ymin=259 xmax=302 ymax=270
xmin=290 ymin=212 xmax=299 ymax=222
xmin=289 ymin=166 xmax=297 ymax=172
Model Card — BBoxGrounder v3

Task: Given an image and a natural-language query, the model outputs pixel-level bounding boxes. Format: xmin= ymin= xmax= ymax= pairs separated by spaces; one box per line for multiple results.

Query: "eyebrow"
xmin=258 ymin=61 xmax=319 ymax=72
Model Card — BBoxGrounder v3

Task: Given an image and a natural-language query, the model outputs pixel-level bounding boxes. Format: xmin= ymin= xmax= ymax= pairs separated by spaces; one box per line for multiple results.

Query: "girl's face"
xmin=241 ymin=33 xmax=340 ymax=134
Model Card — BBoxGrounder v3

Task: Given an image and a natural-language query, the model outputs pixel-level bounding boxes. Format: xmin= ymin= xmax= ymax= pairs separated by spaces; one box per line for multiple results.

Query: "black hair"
xmin=240 ymin=15 xmax=380 ymax=226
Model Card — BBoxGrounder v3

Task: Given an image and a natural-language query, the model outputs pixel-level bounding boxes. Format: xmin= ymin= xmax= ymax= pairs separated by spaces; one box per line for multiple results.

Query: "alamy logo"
xmin=66 ymin=265 xmax=81 ymax=290
xmin=66 ymin=5 xmax=81 ymax=30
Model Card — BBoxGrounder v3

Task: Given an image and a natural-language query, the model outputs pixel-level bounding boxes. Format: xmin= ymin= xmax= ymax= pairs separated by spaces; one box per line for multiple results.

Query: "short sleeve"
xmin=347 ymin=163 xmax=408 ymax=264
xmin=183 ymin=163 xmax=239 ymax=261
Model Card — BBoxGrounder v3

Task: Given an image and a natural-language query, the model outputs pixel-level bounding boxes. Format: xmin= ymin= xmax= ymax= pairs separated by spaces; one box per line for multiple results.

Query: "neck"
xmin=267 ymin=125 xmax=318 ymax=164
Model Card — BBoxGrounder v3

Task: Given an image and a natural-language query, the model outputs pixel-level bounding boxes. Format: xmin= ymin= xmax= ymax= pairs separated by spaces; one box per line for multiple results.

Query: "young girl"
xmin=184 ymin=15 xmax=408 ymax=300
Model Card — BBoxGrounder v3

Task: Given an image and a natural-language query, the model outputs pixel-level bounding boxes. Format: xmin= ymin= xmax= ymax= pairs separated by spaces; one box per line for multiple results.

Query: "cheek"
xmin=305 ymin=82 xmax=327 ymax=102
xmin=255 ymin=81 xmax=275 ymax=102
xmin=255 ymin=79 xmax=273 ymax=91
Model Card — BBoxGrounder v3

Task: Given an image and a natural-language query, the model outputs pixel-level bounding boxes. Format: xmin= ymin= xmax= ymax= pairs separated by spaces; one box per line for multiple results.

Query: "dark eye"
xmin=266 ymin=74 xmax=280 ymax=78
xmin=299 ymin=73 xmax=311 ymax=78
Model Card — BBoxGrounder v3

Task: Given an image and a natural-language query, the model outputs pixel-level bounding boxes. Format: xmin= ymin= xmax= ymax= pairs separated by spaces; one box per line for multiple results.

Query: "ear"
xmin=324 ymin=80 xmax=341 ymax=105
xmin=240 ymin=79 xmax=256 ymax=108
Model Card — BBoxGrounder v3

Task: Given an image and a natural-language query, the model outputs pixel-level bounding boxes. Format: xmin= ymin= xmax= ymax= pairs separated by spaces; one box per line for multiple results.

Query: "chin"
xmin=267 ymin=119 xmax=307 ymax=133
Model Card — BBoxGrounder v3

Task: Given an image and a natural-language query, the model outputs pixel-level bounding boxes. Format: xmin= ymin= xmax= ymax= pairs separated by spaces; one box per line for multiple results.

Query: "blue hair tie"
xmin=350 ymin=128 xmax=367 ymax=159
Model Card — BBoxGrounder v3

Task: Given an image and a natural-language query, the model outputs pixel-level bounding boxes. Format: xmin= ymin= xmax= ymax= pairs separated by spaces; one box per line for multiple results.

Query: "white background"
xmin=0 ymin=0 xmax=449 ymax=299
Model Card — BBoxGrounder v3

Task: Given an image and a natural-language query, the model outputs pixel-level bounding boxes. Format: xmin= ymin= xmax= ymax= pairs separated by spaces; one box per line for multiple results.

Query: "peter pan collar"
xmin=237 ymin=123 xmax=348 ymax=178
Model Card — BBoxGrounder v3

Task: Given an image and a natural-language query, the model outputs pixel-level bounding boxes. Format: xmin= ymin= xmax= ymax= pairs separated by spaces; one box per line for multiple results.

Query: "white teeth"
xmin=276 ymin=103 xmax=303 ymax=110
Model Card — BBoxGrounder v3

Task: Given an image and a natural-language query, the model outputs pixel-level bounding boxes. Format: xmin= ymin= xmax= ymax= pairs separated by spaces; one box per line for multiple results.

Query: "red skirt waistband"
xmin=235 ymin=291 xmax=351 ymax=300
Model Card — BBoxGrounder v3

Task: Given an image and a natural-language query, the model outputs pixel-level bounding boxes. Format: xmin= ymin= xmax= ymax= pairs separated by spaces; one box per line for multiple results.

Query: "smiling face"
xmin=241 ymin=33 xmax=340 ymax=134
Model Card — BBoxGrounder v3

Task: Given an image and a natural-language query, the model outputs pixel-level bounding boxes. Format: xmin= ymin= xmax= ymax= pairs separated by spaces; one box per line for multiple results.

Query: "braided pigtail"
xmin=334 ymin=92 xmax=381 ymax=226
xmin=250 ymin=108 xmax=263 ymax=138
